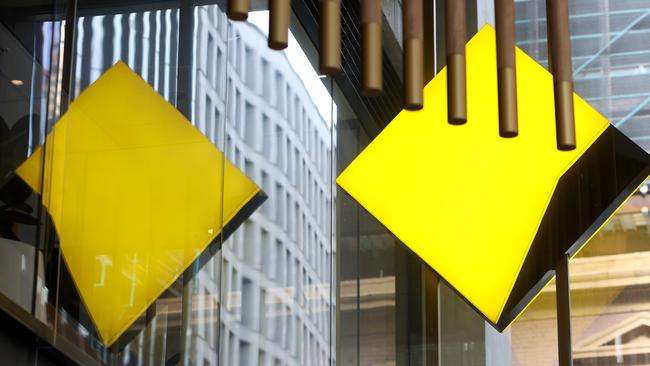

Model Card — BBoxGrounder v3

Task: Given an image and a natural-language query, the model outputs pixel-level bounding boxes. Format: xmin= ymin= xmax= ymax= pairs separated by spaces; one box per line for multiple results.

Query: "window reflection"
xmin=0 ymin=0 xmax=66 ymax=330
xmin=515 ymin=0 xmax=650 ymax=364
xmin=570 ymin=194 xmax=650 ymax=366
xmin=2 ymin=2 xmax=335 ymax=365
xmin=189 ymin=7 xmax=335 ymax=366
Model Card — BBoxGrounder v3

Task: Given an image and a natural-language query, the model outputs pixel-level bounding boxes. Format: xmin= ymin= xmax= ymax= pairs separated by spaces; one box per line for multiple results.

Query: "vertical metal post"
xmin=556 ymin=254 xmax=573 ymax=366
xmin=403 ymin=0 xmax=424 ymax=110
xmin=361 ymin=0 xmax=382 ymax=96
xmin=495 ymin=0 xmax=518 ymax=137
xmin=269 ymin=0 xmax=290 ymax=49
xmin=320 ymin=0 xmax=342 ymax=75
xmin=547 ymin=0 xmax=576 ymax=150
xmin=61 ymin=0 xmax=78 ymax=110
xmin=176 ymin=1 xmax=195 ymax=365
xmin=445 ymin=0 xmax=467 ymax=123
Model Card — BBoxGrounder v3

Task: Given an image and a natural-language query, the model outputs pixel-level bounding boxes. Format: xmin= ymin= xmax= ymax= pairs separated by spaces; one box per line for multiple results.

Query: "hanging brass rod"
xmin=403 ymin=0 xmax=424 ymax=110
xmin=269 ymin=0 xmax=291 ymax=49
xmin=495 ymin=0 xmax=518 ymax=137
xmin=446 ymin=0 xmax=467 ymax=124
xmin=227 ymin=0 xmax=250 ymax=21
xmin=361 ymin=0 xmax=383 ymax=96
xmin=320 ymin=0 xmax=342 ymax=75
xmin=547 ymin=0 xmax=577 ymax=150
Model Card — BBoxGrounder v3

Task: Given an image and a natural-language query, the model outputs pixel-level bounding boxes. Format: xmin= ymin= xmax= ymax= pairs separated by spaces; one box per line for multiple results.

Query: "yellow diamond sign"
xmin=337 ymin=26 xmax=650 ymax=329
xmin=15 ymin=61 xmax=264 ymax=345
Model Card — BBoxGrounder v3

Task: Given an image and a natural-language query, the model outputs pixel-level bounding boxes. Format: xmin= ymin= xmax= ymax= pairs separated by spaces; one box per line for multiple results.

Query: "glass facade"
xmin=0 ymin=1 xmax=648 ymax=366
xmin=512 ymin=1 xmax=650 ymax=365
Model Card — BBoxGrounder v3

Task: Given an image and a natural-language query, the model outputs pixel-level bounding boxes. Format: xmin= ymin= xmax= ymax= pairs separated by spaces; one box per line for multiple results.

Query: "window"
xmin=217 ymin=47 xmax=224 ymax=96
xmin=244 ymin=159 xmax=254 ymax=180
xmin=244 ymin=45 xmax=255 ymax=89
xmin=293 ymin=147 xmax=300 ymax=186
xmin=235 ymin=35 xmax=242 ymax=73
xmin=227 ymin=76 xmax=234 ymax=123
xmin=275 ymin=125 xmax=284 ymax=166
xmin=239 ymin=340 xmax=251 ymax=365
xmin=274 ymin=71 xmax=284 ymax=110
xmin=229 ymin=267 xmax=238 ymax=314
xmin=228 ymin=331 xmax=236 ymax=365
xmin=244 ymin=101 xmax=256 ymax=148
xmin=261 ymin=170 xmax=271 ymax=216
xmin=275 ymin=183 xmax=284 ymax=226
xmin=206 ymin=33 xmax=214 ymax=83
xmin=262 ymin=114 xmax=271 ymax=156
xmin=285 ymin=249 xmax=292 ymax=288
xmin=286 ymin=137 xmax=292 ymax=176
xmin=260 ymin=228 xmax=269 ymax=271
xmin=286 ymin=84 xmax=292 ymax=120
xmin=261 ymin=58 xmax=270 ymax=100
xmin=243 ymin=220 xmax=256 ymax=265
xmin=275 ymin=239 xmax=284 ymax=281
xmin=203 ymin=95 xmax=212 ymax=136
xmin=214 ymin=107 xmax=222 ymax=146
xmin=234 ymin=88 xmax=241 ymax=133
xmin=241 ymin=278 xmax=254 ymax=329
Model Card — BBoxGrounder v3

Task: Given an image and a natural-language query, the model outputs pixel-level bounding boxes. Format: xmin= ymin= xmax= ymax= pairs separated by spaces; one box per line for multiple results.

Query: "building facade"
xmin=0 ymin=0 xmax=648 ymax=365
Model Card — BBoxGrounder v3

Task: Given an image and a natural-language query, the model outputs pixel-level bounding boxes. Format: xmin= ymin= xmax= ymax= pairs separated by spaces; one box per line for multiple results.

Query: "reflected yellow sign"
xmin=16 ymin=62 xmax=262 ymax=346
xmin=337 ymin=26 xmax=649 ymax=329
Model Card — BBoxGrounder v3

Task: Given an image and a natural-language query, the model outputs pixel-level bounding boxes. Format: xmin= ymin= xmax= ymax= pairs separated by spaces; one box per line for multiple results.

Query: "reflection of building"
xmin=510 ymin=1 xmax=650 ymax=363
xmin=191 ymin=5 xmax=333 ymax=366
xmin=516 ymin=0 xmax=650 ymax=153
xmin=511 ymin=200 xmax=650 ymax=366
xmin=73 ymin=4 xmax=333 ymax=366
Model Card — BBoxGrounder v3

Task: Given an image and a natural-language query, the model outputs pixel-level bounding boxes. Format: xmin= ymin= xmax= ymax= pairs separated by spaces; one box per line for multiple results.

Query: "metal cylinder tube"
xmin=495 ymin=0 xmax=518 ymax=137
xmin=446 ymin=0 xmax=467 ymax=123
xmin=361 ymin=0 xmax=382 ymax=95
xmin=269 ymin=0 xmax=291 ymax=49
xmin=547 ymin=0 xmax=576 ymax=150
xmin=403 ymin=0 xmax=423 ymax=110
xmin=228 ymin=0 xmax=250 ymax=21
xmin=320 ymin=0 xmax=342 ymax=75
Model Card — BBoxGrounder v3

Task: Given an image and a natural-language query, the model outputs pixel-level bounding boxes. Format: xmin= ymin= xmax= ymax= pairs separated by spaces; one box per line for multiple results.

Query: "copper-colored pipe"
xmin=320 ymin=0 xmax=342 ymax=75
xmin=269 ymin=0 xmax=290 ymax=50
xmin=547 ymin=0 xmax=576 ymax=150
xmin=361 ymin=0 xmax=382 ymax=96
xmin=446 ymin=0 xmax=467 ymax=124
xmin=403 ymin=0 xmax=423 ymax=110
xmin=228 ymin=0 xmax=250 ymax=21
xmin=495 ymin=0 xmax=518 ymax=137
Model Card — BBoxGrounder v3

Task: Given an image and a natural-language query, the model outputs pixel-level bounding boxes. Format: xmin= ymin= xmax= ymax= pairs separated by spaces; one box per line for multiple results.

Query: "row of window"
xmin=200 ymin=12 xmax=331 ymax=177
xmin=218 ymin=320 xmax=330 ymax=366
xmin=219 ymin=257 xmax=331 ymax=356
xmin=223 ymin=79 xmax=331 ymax=183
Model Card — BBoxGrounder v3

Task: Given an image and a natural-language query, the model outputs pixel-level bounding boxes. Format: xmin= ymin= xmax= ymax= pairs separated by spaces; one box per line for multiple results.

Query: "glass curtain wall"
xmin=513 ymin=0 xmax=650 ymax=365
xmin=0 ymin=1 xmax=336 ymax=365
xmin=0 ymin=1 xmax=69 ymax=365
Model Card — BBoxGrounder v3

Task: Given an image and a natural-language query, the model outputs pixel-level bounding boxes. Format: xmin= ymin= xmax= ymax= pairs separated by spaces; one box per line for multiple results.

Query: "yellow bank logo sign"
xmin=16 ymin=62 xmax=264 ymax=346
xmin=337 ymin=26 xmax=650 ymax=329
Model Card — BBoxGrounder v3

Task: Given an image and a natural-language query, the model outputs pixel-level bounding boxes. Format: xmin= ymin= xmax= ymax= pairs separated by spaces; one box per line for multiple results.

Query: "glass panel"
xmin=219 ymin=9 xmax=335 ymax=366
xmin=564 ymin=3 xmax=650 ymax=362
xmin=516 ymin=0 xmax=650 ymax=154
xmin=515 ymin=1 xmax=650 ymax=365
xmin=510 ymin=279 xmax=559 ymax=366
xmin=439 ymin=282 xmax=487 ymax=366
xmin=0 ymin=0 xmax=65 ymax=334
xmin=53 ymin=2 xmax=187 ymax=363
xmin=570 ymin=195 xmax=650 ymax=365
xmin=337 ymin=107 xmax=399 ymax=366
